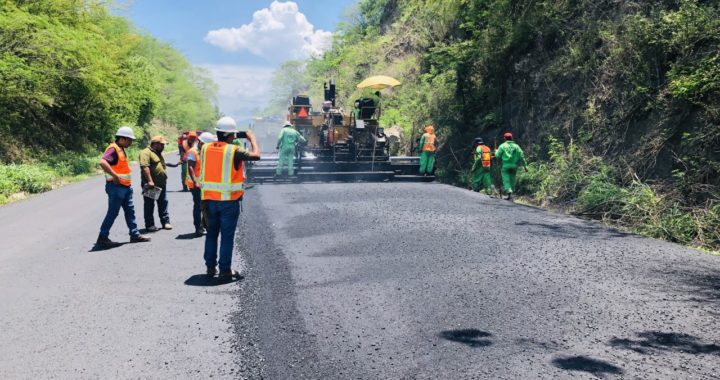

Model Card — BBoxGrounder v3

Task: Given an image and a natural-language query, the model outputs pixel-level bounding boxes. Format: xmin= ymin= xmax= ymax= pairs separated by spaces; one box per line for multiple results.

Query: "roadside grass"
xmin=515 ymin=139 xmax=719 ymax=253
xmin=0 ymin=142 xmax=180 ymax=205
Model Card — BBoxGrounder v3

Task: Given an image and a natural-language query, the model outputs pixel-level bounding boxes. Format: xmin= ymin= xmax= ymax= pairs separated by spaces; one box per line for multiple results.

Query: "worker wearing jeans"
xmin=203 ymin=200 xmax=240 ymax=273
xmin=99 ymin=182 xmax=140 ymax=238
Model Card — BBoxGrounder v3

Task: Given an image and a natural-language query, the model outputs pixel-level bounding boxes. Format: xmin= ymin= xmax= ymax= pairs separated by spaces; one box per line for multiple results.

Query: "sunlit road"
xmin=1 ymin=161 xmax=719 ymax=379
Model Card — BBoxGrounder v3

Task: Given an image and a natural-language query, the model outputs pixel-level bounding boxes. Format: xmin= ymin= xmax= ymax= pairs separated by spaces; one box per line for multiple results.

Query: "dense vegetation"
xmin=271 ymin=0 xmax=719 ymax=250
xmin=0 ymin=0 xmax=218 ymax=202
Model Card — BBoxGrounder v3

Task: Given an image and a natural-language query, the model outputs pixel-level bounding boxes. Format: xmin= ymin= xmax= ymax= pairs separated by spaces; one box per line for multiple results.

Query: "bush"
xmin=577 ymin=179 xmax=626 ymax=218
xmin=0 ymin=164 xmax=55 ymax=194
xmin=45 ymin=152 xmax=96 ymax=176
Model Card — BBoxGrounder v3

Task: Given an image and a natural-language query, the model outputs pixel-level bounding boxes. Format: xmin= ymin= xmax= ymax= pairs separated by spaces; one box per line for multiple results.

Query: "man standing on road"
xmin=495 ymin=132 xmax=528 ymax=200
xmin=179 ymin=131 xmax=198 ymax=192
xmin=275 ymin=122 xmax=306 ymax=177
xmin=185 ymin=132 xmax=216 ymax=237
xmin=96 ymin=126 xmax=150 ymax=248
xmin=418 ymin=124 xmax=437 ymax=176
xmin=471 ymin=137 xmax=495 ymax=195
xmin=200 ymin=117 xmax=261 ymax=278
xmin=140 ymin=135 xmax=179 ymax=232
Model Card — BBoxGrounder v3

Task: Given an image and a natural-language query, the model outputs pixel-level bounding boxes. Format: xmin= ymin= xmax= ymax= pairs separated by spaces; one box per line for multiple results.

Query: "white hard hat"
xmin=283 ymin=122 xmax=294 ymax=128
xmin=199 ymin=132 xmax=217 ymax=144
xmin=215 ymin=116 xmax=238 ymax=133
xmin=115 ymin=126 xmax=136 ymax=140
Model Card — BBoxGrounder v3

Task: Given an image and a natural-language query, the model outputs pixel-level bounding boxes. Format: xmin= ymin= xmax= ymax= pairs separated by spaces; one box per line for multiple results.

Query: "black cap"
xmin=474 ymin=137 xmax=484 ymax=145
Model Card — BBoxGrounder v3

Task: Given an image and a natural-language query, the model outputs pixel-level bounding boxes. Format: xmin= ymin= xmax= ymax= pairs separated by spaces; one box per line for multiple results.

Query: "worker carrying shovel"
xmin=470 ymin=137 xmax=495 ymax=196
xmin=275 ymin=122 xmax=306 ymax=177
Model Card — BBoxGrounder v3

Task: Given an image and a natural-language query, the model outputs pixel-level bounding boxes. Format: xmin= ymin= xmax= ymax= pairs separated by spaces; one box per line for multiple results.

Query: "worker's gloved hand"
xmin=146 ymin=181 xmax=155 ymax=189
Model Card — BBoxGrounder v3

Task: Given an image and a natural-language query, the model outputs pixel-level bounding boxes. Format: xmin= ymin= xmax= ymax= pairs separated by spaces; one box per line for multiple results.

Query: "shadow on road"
xmin=552 ymin=355 xmax=623 ymax=377
xmin=515 ymin=220 xmax=629 ymax=239
xmin=438 ymin=329 xmax=493 ymax=348
xmin=184 ymin=274 xmax=242 ymax=287
xmin=663 ymin=268 xmax=720 ymax=305
xmin=609 ymin=331 xmax=720 ymax=355
xmin=88 ymin=243 xmax=127 ymax=252
xmin=176 ymin=233 xmax=201 ymax=240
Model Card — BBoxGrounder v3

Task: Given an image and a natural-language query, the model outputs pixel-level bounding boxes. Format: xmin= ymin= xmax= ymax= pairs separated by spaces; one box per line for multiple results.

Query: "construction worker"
xmin=471 ymin=137 xmax=494 ymax=195
xmin=96 ymin=126 xmax=150 ymax=248
xmin=179 ymin=131 xmax=198 ymax=192
xmin=495 ymin=132 xmax=528 ymax=200
xmin=275 ymin=122 xmax=306 ymax=177
xmin=140 ymin=135 xmax=179 ymax=232
xmin=418 ymin=125 xmax=436 ymax=176
xmin=185 ymin=132 xmax=216 ymax=237
xmin=199 ymin=116 xmax=260 ymax=278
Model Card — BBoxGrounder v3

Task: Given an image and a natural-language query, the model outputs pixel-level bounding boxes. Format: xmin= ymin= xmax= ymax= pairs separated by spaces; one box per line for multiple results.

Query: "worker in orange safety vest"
xmin=418 ymin=125 xmax=437 ymax=176
xmin=470 ymin=137 xmax=495 ymax=195
xmin=96 ymin=126 xmax=150 ymax=248
xmin=185 ymin=132 xmax=217 ymax=237
xmin=198 ymin=117 xmax=260 ymax=278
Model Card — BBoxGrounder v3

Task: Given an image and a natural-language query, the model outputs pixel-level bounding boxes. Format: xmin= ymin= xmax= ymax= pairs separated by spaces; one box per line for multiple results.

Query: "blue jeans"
xmin=99 ymin=182 xmax=140 ymax=238
xmin=204 ymin=200 xmax=240 ymax=272
xmin=191 ymin=188 xmax=201 ymax=230
xmin=143 ymin=185 xmax=169 ymax=228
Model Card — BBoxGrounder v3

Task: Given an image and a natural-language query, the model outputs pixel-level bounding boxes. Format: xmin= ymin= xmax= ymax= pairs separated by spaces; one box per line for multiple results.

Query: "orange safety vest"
xmin=184 ymin=147 xmax=201 ymax=189
xmin=104 ymin=143 xmax=132 ymax=186
xmin=198 ymin=142 xmax=245 ymax=201
xmin=476 ymin=145 xmax=492 ymax=168
xmin=422 ymin=133 xmax=436 ymax=152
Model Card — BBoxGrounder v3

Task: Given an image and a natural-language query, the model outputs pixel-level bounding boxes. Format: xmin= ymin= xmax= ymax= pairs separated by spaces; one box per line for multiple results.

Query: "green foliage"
xmin=0 ymin=0 xmax=217 ymax=163
xmin=0 ymin=164 xmax=55 ymax=194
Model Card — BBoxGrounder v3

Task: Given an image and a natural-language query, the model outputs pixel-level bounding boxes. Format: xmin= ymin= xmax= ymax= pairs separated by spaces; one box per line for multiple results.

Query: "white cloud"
xmin=204 ymin=1 xmax=332 ymax=63
xmin=201 ymin=64 xmax=274 ymax=121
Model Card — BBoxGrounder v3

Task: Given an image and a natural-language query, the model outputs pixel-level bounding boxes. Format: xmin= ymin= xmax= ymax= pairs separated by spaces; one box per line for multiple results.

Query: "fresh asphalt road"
xmin=2 ymin=160 xmax=719 ymax=379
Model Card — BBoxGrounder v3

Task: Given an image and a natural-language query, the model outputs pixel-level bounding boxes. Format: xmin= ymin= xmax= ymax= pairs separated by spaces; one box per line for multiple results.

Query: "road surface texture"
xmin=1 ymin=160 xmax=719 ymax=379
xmin=235 ymin=182 xmax=720 ymax=379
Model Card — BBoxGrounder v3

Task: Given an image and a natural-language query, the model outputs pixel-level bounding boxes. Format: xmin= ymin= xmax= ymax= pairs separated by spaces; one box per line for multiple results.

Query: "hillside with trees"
xmin=0 ymin=0 xmax=218 ymax=202
xmin=268 ymin=0 xmax=719 ymax=250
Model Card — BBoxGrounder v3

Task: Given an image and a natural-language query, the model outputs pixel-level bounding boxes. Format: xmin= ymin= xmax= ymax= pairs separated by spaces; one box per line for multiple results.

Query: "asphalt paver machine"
xmin=247 ymin=79 xmax=432 ymax=183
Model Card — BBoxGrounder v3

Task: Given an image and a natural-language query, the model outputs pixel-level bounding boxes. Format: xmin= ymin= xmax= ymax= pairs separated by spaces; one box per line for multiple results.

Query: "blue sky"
xmin=117 ymin=0 xmax=357 ymax=121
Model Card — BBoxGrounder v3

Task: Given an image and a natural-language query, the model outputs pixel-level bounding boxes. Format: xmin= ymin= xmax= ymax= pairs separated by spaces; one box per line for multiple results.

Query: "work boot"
xmin=95 ymin=235 xmax=120 ymax=248
xmin=195 ymin=228 xmax=205 ymax=237
xmin=206 ymin=266 xmax=217 ymax=277
xmin=146 ymin=225 xmax=160 ymax=233
xmin=504 ymin=192 xmax=513 ymax=201
xmin=163 ymin=223 xmax=173 ymax=230
xmin=130 ymin=234 xmax=151 ymax=243
xmin=218 ymin=269 xmax=241 ymax=279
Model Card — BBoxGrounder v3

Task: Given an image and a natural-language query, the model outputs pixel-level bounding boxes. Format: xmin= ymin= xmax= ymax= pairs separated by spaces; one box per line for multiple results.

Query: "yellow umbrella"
xmin=356 ymin=75 xmax=401 ymax=89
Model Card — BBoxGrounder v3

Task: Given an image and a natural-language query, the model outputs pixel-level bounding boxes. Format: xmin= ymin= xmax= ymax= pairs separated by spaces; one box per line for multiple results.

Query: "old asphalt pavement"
xmin=1 ymin=158 xmax=719 ymax=379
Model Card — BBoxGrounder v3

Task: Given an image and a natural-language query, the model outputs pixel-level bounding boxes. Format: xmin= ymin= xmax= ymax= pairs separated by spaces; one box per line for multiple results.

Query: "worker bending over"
xmin=275 ymin=122 xmax=306 ymax=177
xmin=471 ymin=137 xmax=494 ymax=195
xmin=199 ymin=117 xmax=260 ymax=278
xmin=419 ymin=125 xmax=437 ymax=176
xmin=185 ymin=132 xmax=216 ymax=237
xmin=95 ymin=126 xmax=150 ymax=248
xmin=495 ymin=132 xmax=527 ymax=200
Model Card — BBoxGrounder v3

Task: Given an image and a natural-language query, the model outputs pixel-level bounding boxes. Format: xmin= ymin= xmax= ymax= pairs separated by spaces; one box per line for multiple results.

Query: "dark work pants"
xmin=144 ymin=186 xmax=169 ymax=228
xmin=191 ymin=188 xmax=201 ymax=230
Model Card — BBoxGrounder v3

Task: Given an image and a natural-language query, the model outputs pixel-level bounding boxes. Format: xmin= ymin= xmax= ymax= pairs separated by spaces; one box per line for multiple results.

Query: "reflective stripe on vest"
xmin=422 ymin=133 xmax=436 ymax=152
xmin=199 ymin=142 xmax=245 ymax=201
xmin=104 ymin=143 xmax=131 ymax=186
xmin=185 ymin=147 xmax=201 ymax=189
